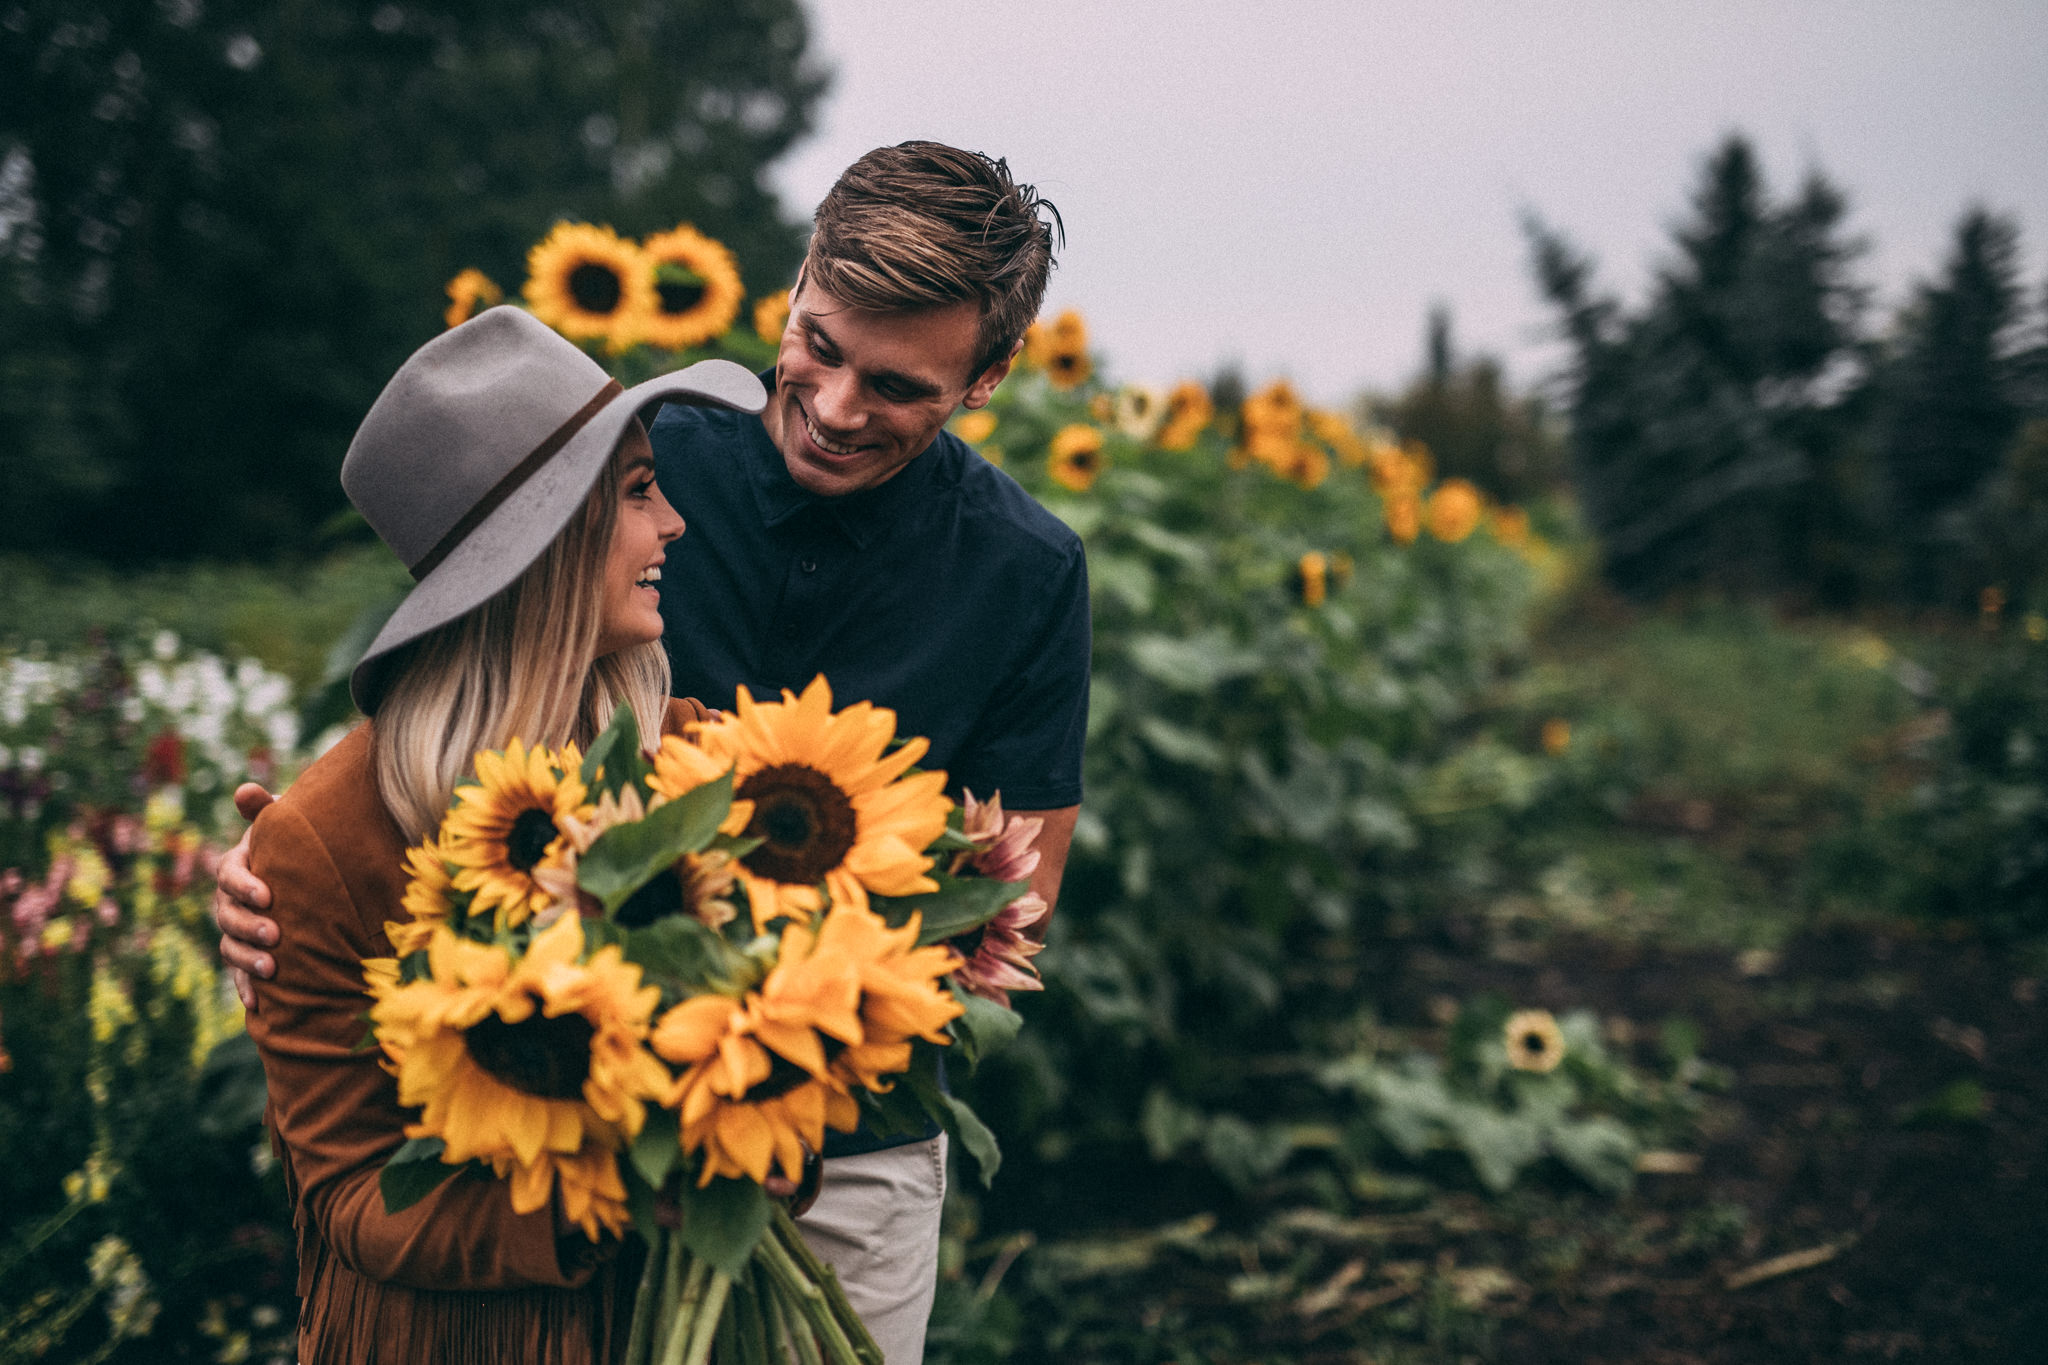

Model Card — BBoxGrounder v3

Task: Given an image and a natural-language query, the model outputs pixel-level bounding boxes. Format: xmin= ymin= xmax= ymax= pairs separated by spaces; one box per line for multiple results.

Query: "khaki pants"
xmin=793 ymin=1136 xmax=947 ymax=1365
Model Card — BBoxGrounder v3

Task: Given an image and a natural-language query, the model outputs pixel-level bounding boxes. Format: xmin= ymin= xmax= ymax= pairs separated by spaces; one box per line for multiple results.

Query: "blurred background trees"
xmin=0 ymin=0 xmax=824 ymax=562
xmin=1528 ymin=133 xmax=2048 ymax=610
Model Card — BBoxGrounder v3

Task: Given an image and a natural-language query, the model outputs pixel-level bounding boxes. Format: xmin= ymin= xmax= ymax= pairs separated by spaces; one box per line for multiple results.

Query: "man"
xmin=215 ymin=140 xmax=1087 ymax=1363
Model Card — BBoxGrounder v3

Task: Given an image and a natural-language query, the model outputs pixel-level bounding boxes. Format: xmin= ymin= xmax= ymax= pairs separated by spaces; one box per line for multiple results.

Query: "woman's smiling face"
xmin=594 ymin=419 xmax=684 ymax=659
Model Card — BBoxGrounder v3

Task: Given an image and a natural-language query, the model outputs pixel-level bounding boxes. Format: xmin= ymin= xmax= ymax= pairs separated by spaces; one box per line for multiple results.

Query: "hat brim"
xmin=349 ymin=358 xmax=764 ymax=714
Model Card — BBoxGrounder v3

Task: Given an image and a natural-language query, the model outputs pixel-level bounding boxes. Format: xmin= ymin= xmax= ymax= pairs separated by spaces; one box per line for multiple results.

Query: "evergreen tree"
xmin=1527 ymin=135 xmax=1867 ymax=598
xmin=1380 ymin=305 xmax=1564 ymax=502
xmin=0 ymin=0 xmax=825 ymax=561
xmin=1876 ymin=208 xmax=2028 ymax=598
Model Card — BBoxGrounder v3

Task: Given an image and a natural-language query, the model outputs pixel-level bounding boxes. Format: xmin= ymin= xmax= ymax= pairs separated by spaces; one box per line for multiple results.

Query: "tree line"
xmin=1 ymin=0 xmax=823 ymax=562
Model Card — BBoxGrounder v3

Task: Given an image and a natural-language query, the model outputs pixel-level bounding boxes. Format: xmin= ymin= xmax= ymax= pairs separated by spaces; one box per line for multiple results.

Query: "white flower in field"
xmin=121 ymin=697 xmax=144 ymax=723
xmin=243 ymin=673 xmax=290 ymax=719
xmin=265 ymin=712 xmax=300 ymax=755
xmin=152 ymin=631 xmax=179 ymax=660
xmin=234 ymin=657 xmax=265 ymax=691
xmin=18 ymin=746 xmax=43 ymax=773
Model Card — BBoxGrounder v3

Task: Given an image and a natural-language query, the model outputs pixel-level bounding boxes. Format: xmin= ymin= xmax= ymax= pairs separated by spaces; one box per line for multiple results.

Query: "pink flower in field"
xmin=947 ymin=891 xmax=1049 ymax=1009
xmin=956 ymin=791 xmax=1042 ymax=884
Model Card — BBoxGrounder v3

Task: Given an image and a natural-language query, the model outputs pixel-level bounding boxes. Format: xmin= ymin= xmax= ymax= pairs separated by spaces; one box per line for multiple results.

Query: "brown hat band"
xmin=408 ymin=377 xmax=625 ymax=582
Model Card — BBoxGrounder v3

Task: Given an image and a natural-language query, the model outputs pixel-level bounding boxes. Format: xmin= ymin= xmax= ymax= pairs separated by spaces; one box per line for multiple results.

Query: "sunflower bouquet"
xmin=363 ymin=677 xmax=1044 ymax=1365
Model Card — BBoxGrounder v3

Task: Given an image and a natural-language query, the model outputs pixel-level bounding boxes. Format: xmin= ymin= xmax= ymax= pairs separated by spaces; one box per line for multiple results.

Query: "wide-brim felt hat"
xmin=343 ymin=305 xmax=764 ymax=713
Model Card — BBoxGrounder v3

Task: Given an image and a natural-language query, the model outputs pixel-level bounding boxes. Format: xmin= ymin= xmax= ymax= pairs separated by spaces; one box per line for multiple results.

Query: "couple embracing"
xmin=213 ymin=142 xmax=1088 ymax=1365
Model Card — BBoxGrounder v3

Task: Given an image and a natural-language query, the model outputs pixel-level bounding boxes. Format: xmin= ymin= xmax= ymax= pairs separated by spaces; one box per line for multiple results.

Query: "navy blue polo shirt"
xmin=647 ymin=384 xmax=1090 ymax=1157
xmin=648 ymin=386 xmax=1089 ymax=811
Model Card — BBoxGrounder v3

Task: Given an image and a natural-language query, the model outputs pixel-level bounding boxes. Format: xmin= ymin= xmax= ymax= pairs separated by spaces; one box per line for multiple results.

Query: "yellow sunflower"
xmin=523 ymin=222 xmax=656 ymax=350
xmin=1296 ymin=551 xmax=1329 ymax=608
xmin=441 ymin=741 xmax=592 ymax=931
xmin=1047 ymin=424 xmax=1107 ymax=492
xmin=1489 ymin=505 xmax=1531 ymax=550
xmin=1540 ymin=718 xmax=1572 ymax=757
xmin=1157 ymin=380 xmax=1213 ymax=451
xmin=1308 ymin=409 xmax=1370 ymax=467
xmin=687 ymin=678 xmax=953 ymax=931
xmin=443 ymin=268 xmax=503 ymax=329
xmin=950 ymin=410 xmax=997 ymax=445
xmin=1290 ymin=445 xmax=1332 ymax=490
xmin=1386 ymin=490 xmax=1422 ymax=545
xmin=368 ymin=916 xmax=669 ymax=1238
xmin=1504 ymin=1009 xmax=1566 ymax=1074
xmin=638 ymin=225 xmax=744 ymax=351
xmin=1025 ymin=310 xmax=1091 ymax=390
xmin=650 ymin=903 xmax=960 ymax=1185
xmin=1426 ymin=478 xmax=1484 ymax=543
xmin=387 ymin=837 xmax=455 ymax=955
xmin=753 ymin=288 xmax=791 ymax=345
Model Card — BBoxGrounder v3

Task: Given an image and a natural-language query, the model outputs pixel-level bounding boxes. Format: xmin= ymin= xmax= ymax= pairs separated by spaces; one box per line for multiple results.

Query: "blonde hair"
xmin=371 ymin=432 xmax=670 ymax=843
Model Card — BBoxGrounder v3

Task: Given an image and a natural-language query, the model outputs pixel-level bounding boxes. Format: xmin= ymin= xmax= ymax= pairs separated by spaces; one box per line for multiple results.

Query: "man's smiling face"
xmin=762 ymin=275 xmax=1012 ymax=498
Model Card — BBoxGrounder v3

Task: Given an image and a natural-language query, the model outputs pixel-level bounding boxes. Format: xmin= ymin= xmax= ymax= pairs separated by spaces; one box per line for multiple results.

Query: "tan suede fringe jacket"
xmin=246 ymin=704 xmax=694 ymax=1365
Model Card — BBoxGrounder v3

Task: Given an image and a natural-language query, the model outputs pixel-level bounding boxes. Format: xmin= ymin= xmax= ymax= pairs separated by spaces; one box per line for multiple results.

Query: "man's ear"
xmin=962 ymin=341 xmax=1022 ymax=410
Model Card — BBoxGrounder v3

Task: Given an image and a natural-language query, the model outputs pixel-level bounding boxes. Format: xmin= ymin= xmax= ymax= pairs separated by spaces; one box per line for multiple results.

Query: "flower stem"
xmin=623 ymin=1232 xmax=665 ymax=1365
xmin=677 ymin=1269 xmax=732 ymax=1365
xmin=656 ymin=1254 xmax=712 ymax=1365
xmin=758 ymin=1215 xmax=880 ymax=1365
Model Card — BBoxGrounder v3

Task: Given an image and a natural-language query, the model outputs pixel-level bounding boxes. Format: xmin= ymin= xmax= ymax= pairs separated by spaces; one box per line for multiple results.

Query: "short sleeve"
xmin=947 ymin=542 xmax=1090 ymax=810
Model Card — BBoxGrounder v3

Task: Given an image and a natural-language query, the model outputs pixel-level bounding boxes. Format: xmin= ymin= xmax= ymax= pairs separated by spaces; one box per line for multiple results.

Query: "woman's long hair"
xmin=371 ymin=433 xmax=671 ymax=843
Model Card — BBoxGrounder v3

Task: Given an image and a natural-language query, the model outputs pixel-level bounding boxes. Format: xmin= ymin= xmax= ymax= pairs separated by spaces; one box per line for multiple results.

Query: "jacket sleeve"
xmin=245 ymin=801 xmax=597 ymax=1292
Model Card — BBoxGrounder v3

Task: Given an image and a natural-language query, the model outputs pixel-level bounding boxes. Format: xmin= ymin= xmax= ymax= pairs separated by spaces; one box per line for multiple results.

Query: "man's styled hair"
xmin=806 ymin=141 xmax=1062 ymax=379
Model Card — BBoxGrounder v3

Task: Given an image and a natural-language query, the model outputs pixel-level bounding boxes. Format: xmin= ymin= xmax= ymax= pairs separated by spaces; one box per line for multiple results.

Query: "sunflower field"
xmin=10 ymin=221 xmax=2043 ymax=1362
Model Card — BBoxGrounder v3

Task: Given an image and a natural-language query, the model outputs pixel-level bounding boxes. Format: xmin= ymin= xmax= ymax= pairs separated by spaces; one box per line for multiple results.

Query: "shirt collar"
xmin=743 ymin=368 xmax=944 ymax=551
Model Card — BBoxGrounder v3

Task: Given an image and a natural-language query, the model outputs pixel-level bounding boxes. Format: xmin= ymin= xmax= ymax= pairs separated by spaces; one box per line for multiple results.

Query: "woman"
xmin=243 ymin=307 xmax=762 ymax=1364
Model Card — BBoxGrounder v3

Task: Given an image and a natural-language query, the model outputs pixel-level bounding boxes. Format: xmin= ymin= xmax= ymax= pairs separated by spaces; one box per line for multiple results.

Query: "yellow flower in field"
xmin=1368 ymin=438 xmax=1433 ymax=498
xmin=1385 ymin=490 xmax=1422 ymax=545
xmin=523 ymin=222 xmax=656 ymax=350
xmin=369 ymin=916 xmax=668 ymax=1240
xmin=1296 ymin=551 xmax=1329 ymax=608
xmin=753 ymin=288 xmax=791 ymax=344
xmin=951 ymin=410 xmax=997 ymax=445
xmin=1308 ymin=409 xmax=1370 ymax=467
xmin=1980 ymin=585 xmax=2006 ymax=621
xmin=387 ymin=838 xmax=455 ymax=955
xmin=443 ymin=268 xmax=503 ymax=329
xmin=1289 ymin=445 xmax=1331 ymax=490
xmin=1025 ymin=309 xmax=1091 ymax=390
xmin=1047 ymin=424 xmax=1108 ymax=492
xmin=638 ymin=225 xmax=744 ymax=351
xmin=1426 ymin=478 xmax=1485 ymax=543
xmin=1156 ymin=381 xmax=1213 ymax=451
xmin=1113 ymin=384 xmax=1167 ymax=441
xmin=688 ymin=677 xmax=953 ymax=931
xmin=1088 ymin=393 xmax=1114 ymax=423
xmin=1504 ymin=1009 xmax=1566 ymax=1073
xmin=2027 ymin=613 xmax=2048 ymax=643
xmin=1489 ymin=505 xmax=1531 ymax=550
xmin=442 ymin=741 xmax=592 ymax=931
xmin=1541 ymin=718 xmax=1571 ymax=757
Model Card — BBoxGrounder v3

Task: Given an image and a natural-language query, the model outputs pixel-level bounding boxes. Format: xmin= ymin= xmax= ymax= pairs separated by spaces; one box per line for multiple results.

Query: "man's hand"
xmin=215 ymin=782 xmax=280 ymax=1010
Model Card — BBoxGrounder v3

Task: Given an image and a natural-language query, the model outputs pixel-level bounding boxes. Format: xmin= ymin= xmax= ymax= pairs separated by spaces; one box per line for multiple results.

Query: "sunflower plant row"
xmin=368 ymin=678 xmax=1042 ymax=1365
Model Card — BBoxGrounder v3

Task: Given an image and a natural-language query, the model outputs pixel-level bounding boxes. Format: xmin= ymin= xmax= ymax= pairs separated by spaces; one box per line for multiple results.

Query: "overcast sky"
xmin=767 ymin=0 xmax=2048 ymax=404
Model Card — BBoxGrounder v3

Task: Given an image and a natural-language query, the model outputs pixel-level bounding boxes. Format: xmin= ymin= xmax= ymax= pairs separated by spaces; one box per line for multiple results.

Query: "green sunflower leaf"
xmin=949 ymin=990 xmax=1024 ymax=1070
xmin=676 ymin=1176 xmax=773 ymax=1277
xmin=380 ymin=1136 xmax=459 ymax=1213
xmin=579 ymin=706 xmax=653 ymax=800
xmin=630 ymin=1106 xmax=681 ymax=1189
xmin=581 ymin=768 xmax=736 ymax=913
xmin=875 ymin=873 xmax=1029 ymax=945
xmin=906 ymin=1067 xmax=1002 ymax=1188
xmin=624 ymin=916 xmax=737 ymax=993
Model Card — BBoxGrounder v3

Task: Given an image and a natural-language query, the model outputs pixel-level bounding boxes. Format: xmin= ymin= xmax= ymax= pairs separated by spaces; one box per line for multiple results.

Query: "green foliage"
xmin=1528 ymin=134 xmax=1868 ymax=598
xmin=1375 ymin=306 xmax=1568 ymax=503
xmin=0 ymin=0 xmax=822 ymax=561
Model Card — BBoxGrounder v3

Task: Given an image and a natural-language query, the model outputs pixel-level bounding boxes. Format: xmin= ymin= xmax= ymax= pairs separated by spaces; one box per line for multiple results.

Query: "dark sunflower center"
xmin=1518 ymin=1031 xmax=1549 ymax=1055
xmin=740 ymin=1048 xmax=817 ymax=1104
xmin=736 ymin=764 xmax=858 ymax=886
xmin=950 ymin=924 xmax=987 ymax=959
xmin=568 ymin=262 xmax=622 ymax=315
xmin=657 ymin=279 xmax=706 ymax=315
xmin=505 ymin=808 xmax=559 ymax=873
xmin=615 ymin=861 xmax=685 ymax=928
xmin=467 ymin=1000 xmax=594 ymax=1100
xmin=1053 ymin=353 xmax=1081 ymax=375
xmin=1073 ymin=450 xmax=1100 ymax=472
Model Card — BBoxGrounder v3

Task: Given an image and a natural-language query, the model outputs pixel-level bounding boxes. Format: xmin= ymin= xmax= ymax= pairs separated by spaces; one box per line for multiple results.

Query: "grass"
xmin=0 ymin=546 xmax=407 ymax=693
